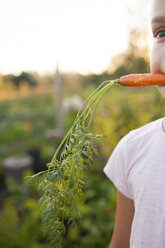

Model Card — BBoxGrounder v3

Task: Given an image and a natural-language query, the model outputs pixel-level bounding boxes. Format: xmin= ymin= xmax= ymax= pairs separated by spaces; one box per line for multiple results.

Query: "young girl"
xmin=103 ymin=0 xmax=165 ymax=247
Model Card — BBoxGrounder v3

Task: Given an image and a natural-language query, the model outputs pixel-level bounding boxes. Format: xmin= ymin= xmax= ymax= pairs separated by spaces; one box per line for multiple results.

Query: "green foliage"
xmin=0 ymin=94 xmax=58 ymax=163
xmin=0 ymin=173 xmax=53 ymax=248
xmin=62 ymin=167 xmax=116 ymax=248
xmin=24 ymin=80 xmax=118 ymax=247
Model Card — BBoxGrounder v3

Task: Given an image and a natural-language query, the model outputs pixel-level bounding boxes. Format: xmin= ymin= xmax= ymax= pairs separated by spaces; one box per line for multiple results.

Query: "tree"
xmin=4 ymin=72 xmax=37 ymax=89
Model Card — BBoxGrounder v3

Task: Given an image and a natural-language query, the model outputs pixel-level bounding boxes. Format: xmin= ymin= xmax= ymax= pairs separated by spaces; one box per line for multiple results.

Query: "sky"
xmin=0 ymin=0 xmax=151 ymax=75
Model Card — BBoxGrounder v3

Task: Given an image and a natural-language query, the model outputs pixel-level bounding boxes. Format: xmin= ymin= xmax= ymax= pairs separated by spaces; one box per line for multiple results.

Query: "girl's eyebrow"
xmin=151 ymin=16 xmax=165 ymax=24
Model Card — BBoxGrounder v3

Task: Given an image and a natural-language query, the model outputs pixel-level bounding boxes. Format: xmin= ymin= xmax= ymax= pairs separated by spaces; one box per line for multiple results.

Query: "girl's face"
xmin=150 ymin=0 xmax=165 ymax=97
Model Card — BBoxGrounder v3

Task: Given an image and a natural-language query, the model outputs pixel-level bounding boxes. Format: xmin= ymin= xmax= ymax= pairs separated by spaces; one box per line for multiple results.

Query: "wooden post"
xmin=54 ymin=65 xmax=64 ymax=135
xmin=45 ymin=65 xmax=64 ymax=138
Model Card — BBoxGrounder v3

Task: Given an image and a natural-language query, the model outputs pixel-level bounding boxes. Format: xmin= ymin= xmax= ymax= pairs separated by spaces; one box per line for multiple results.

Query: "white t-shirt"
xmin=103 ymin=117 xmax=165 ymax=248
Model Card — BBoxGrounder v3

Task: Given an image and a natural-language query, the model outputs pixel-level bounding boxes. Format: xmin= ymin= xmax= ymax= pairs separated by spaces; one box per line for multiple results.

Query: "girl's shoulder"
xmin=125 ymin=117 xmax=164 ymax=143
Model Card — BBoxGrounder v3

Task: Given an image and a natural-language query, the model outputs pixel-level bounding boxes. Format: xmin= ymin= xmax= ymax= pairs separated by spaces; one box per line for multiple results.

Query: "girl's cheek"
xmin=150 ymin=41 xmax=165 ymax=74
xmin=151 ymin=41 xmax=165 ymax=98
xmin=150 ymin=45 xmax=161 ymax=73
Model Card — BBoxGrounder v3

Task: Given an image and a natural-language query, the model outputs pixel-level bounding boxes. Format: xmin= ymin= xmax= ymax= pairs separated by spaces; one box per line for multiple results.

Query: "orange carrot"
xmin=119 ymin=73 xmax=165 ymax=87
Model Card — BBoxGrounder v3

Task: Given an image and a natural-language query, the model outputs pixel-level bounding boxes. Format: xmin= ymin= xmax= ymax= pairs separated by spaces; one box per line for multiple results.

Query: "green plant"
xmin=24 ymin=79 xmax=118 ymax=247
xmin=0 ymin=173 xmax=53 ymax=248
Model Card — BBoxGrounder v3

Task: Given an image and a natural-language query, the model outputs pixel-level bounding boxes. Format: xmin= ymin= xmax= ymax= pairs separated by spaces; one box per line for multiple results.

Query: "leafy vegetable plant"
xmin=24 ymin=79 xmax=118 ymax=247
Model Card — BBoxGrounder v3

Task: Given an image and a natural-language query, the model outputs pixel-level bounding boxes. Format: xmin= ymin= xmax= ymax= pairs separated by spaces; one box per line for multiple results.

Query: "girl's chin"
xmin=156 ymin=85 xmax=165 ymax=98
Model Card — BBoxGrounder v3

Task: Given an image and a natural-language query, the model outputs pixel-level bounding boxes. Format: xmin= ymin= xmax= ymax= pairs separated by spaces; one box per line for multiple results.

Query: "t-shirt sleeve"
xmin=103 ymin=135 xmax=133 ymax=199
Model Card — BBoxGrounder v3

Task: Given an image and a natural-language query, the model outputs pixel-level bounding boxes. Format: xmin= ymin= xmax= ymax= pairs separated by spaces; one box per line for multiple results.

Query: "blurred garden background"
xmin=0 ymin=0 xmax=165 ymax=247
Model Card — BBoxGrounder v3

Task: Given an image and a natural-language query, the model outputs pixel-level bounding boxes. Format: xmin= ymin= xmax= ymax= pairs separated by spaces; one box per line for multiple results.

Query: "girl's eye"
xmin=154 ymin=29 xmax=165 ymax=39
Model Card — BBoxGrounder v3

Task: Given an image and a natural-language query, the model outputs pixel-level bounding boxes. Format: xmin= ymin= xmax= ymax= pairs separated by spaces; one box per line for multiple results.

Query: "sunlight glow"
xmin=0 ymin=0 xmax=150 ymax=75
